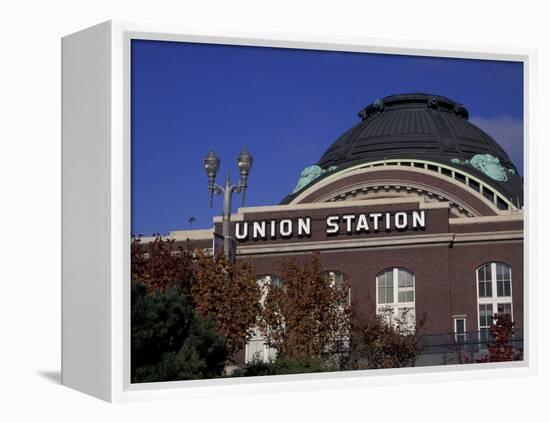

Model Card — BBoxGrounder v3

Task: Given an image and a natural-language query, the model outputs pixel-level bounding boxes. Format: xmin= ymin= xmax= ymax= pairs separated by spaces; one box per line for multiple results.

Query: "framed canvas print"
xmin=61 ymin=21 xmax=536 ymax=402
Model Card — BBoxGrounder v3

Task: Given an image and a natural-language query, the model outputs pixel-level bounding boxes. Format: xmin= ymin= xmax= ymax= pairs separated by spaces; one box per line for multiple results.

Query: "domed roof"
xmin=283 ymin=93 xmax=522 ymax=205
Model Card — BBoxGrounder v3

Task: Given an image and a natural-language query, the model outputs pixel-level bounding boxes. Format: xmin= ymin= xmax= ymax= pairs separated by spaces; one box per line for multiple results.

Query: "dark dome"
xmin=286 ymin=93 xmax=522 ymax=205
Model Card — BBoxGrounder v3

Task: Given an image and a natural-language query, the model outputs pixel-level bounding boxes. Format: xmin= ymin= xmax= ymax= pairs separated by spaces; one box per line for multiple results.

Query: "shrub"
xmin=465 ymin=312 xmax=522 ymax=363
xmin=131 ymin=280 xmax=226 ymax=383
xmin=342 ymin=311 xmax=426 ymax=370
xmin=233 ymin=355 xmax=336 ymax=377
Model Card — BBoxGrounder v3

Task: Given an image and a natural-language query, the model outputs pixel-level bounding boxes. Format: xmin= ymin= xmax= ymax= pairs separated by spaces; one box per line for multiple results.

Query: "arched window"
xmin=477 ymin=262 xmax=512 ymax=342
xmin=323 ymin=271 xmax=350 ymax=306
xmin=258 ymin=274 xmax=282 ymax=289
xmin=256 ymin=274 xmax=282 ymax=306
xmin=271 ymin=275 xmax=283 ymax=289
xmin=376 ymin=267 xmax=415 ymax=331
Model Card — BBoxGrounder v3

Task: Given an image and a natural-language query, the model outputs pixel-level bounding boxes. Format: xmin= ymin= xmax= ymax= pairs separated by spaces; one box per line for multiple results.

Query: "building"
xmin=142 ymin=93 xmax=524 ymax=366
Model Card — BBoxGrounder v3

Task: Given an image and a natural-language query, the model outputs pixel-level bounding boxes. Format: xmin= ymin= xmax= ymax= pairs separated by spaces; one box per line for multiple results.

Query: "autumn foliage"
xmin=344 ymin=310 xmax=426 ymax=370
xmin=131 ymin=237 xmax=261 ymax=363
xmin=131 ymin=236 xmax=194 ymax=292
xmin=191 ymin=249 xmax=261 ymax=360
xmin=132 ymin=238 xmax=430 ymax=376
xmin=259 ymin=253 xmax=351 ymax=361
xmin=465 ymin=312 xmax=522 ymax=363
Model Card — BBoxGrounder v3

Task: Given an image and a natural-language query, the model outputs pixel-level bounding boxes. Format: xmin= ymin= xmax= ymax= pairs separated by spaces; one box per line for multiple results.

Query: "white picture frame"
xmin=61 ymin=20 xmax=537 ymax=403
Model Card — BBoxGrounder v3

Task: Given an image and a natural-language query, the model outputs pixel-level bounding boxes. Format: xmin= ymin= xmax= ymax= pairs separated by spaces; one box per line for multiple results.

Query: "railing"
xmin=414 ymin=329 xmax=524 ymax=366
xmin=248 ymin=330 xmax=524 ymax=368
xmin=324 ymin=329 xmax=524 ymax=368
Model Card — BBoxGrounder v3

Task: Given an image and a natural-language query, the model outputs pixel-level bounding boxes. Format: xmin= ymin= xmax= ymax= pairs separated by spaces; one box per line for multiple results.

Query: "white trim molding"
xmin=289 ymin=163 xmax=516 ymax=214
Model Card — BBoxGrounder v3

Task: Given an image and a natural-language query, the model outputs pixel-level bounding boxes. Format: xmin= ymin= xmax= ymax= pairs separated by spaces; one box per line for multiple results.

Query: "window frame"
xmin=323 ymin=270 xmax=351 ymax=306
xmin=255 ymin=274 xmax=283 ymax=305
xmin=245 ymin=274 xmax=283 ymax=364
xmin=476 ymin=262 xmax=513 ymax=340
xmin=453 ymin=316 xmax=467 ymax=344
xmin=376 ymin=267 xmax=416 ymax=330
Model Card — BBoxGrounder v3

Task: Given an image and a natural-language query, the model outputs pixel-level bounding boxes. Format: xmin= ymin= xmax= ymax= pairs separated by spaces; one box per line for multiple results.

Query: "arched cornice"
xmin=290 ymin=162 xmax=516 ymax=217
xmin=320 ymin=180 xmax=477 ymax=217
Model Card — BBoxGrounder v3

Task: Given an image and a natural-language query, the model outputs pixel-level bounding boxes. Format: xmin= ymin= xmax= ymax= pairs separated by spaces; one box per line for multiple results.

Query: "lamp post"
xmin=204 ymin=147 xmax=253 ymax=260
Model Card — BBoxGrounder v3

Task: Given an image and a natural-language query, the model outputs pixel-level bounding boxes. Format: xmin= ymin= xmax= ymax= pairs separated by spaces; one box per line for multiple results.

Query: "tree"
xmin=343 ymin=309 xmax=426 ymax=370
xmin=131 ymin=280 xmax=226 ymax=383
xmin=191 ymin=249 xmax=261 ymax=361
xmin=131 ymin=237 xmax=194 ymax=293
xmin=260 ymin=253 xmax=351 ymax=361
xmin=467 ymin=312 xmax=522 ymax=363
xmin=131 ymin=237 xmax=261 ymax=364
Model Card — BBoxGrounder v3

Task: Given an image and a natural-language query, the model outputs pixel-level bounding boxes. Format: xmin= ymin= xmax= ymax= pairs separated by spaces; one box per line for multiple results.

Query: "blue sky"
xmin=131 ymin=39 xmax=523 ymax=236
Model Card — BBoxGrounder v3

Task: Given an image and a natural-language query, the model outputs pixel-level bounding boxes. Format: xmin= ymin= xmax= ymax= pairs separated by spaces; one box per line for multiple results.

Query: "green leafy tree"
xmin=131 ymin=280 xmax=226 ymax=383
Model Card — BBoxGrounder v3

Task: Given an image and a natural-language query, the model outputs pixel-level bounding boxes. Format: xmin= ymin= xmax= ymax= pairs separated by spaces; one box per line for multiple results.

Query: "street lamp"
xmin=203 ymin=147 xmax=253 ymax=260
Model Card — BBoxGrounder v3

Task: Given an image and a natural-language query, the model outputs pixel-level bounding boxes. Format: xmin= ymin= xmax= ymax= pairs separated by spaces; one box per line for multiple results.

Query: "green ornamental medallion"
xmin=451 ymin=154 xmax=516 ymax=182
xmin=291 ymin=165 xmax=337 ymax=194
